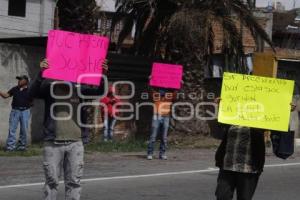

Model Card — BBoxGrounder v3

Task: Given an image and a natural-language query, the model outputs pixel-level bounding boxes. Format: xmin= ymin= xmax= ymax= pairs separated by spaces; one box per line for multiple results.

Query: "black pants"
xmin=215 ymin=170 xmax=260 ymax=200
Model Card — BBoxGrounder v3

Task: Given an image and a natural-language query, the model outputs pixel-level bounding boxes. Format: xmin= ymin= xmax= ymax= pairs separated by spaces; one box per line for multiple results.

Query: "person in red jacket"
xmin=100 ymin=86 xmax=120 ymax=141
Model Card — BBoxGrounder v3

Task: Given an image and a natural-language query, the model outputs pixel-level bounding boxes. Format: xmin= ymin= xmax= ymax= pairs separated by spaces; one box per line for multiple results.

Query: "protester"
xmin=214 ymin=97 xmax=295 ymax=200
xmin=147 ymin=87 xmax=177 ymax=160
xmin=0 ymin=75 xmax=32 ymax=151
xmin=29 ymin=59 xmax=107 ymax=200
xmin=100 ymin=85 xmax=120 ymax=142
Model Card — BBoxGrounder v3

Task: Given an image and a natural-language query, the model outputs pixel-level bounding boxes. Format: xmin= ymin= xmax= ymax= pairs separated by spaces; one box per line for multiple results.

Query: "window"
xmin=8 ymin=0 xmax=26 ymax=17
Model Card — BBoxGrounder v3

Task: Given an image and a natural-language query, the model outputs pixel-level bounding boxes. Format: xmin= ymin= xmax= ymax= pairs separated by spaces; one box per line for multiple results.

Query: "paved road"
xmin=1 ymin=149 xmax=300 ymax=200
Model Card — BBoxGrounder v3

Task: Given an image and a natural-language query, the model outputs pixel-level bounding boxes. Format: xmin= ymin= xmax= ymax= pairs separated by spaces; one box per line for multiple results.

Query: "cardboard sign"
xmin=149 ymin=63 xmax=183 ymax=89
xmin=218 ymin=72 xmax=294 ymax=132
xmin=43 ymin=30 xmax=109 ymax=86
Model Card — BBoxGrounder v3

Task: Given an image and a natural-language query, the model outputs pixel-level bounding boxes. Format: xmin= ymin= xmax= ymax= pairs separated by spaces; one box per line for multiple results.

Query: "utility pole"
xmin=294 ymin=0 xmax=296 ymax=9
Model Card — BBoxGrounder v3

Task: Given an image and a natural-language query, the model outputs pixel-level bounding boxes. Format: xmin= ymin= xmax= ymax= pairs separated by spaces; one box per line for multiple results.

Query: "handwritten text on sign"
xmin=43 ymin=30 xmax=109 ymax=86
xmin=218 ymin=72 xmax=294 ymax=132
xmin=149 ymin=63 xmax=183 ymax=89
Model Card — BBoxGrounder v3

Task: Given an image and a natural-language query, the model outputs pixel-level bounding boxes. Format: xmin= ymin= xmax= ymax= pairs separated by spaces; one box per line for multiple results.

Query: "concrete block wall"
xmin=0 ymin=43 xmax=45 ymax=145
xmin=0 ymin=0 xmax=55 ymax=38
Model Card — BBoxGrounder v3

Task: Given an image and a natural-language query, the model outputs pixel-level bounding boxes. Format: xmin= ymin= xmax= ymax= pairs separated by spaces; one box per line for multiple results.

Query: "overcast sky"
xmin=96 ymin=0 xmax=115 ymax=11
xmin=256 ymin=0 xmax=300 ymax=9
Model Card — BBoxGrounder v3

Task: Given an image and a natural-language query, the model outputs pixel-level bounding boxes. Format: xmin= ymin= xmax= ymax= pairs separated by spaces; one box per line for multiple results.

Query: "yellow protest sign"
xmin=218 ymin=72 xmax=294 ymax=132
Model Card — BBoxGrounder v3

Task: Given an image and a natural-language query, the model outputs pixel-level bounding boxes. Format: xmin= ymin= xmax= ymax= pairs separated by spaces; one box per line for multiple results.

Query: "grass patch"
xmin=0 ymin=135 xmax=220 ymax=156
xmin=85 ymin=135 xmax=220 ymax=153
xmin=85 ymin=140 xmax=148 ymax=153
xmin=0 ymin=144 xmax=43 ymax=157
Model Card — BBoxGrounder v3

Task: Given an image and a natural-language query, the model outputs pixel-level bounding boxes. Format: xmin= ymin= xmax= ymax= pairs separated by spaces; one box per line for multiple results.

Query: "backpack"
xmin=271 ymin=130 xmax=295 ymax=159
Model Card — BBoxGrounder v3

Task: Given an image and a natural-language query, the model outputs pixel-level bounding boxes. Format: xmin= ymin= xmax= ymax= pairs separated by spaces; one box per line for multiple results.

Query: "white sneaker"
xmin=159 ymin=155 xmax=167 ymax=160
xmin=147 ymin=155 xmax=153 ymax=160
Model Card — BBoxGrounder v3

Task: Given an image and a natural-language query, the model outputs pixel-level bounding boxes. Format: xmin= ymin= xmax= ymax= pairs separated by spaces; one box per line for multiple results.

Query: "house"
xmin=0 ymin=0 xmax=56 ymax=144
xmin=206 ymin=8 xmax=273 ymax=78
xmin=259 ymin=8 xmax=300 ymax=138
xmin=272 ymin=9 xmax=300 ymax=49
xmin=95 ymin=0 xmax=134 ymax=50
xmin=0 ymin=0 xmax=55 ymax=38
xmin=271 ymin=8 xmax=300 ymax=92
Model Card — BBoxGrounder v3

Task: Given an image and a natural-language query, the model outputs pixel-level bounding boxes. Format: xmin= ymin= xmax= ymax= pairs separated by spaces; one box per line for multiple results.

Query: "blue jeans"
xmin=6 ymin=109 xmax=30 ymax=150
xmin=147 ymin=115 xmax=170 ymax=156
xmin=103 ymin=116 xmax=116 ymax=140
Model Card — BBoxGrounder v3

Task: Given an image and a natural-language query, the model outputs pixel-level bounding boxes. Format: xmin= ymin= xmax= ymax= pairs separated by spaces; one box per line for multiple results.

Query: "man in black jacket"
xmin=215 ymin=124 xmax=265 ymax=200
xmin=214 ymin=98 xmax=266 ymax=200
xmin=214 ymin=97 xmax=295 ymax=200
xmin=0 ymin=75 xmax=32 ymax=151
xmin=29 ymin=59 xmax=107 ymax=200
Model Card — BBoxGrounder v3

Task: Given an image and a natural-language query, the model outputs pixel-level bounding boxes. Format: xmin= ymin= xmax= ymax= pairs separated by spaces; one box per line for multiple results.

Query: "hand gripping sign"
xmin=149 ymin=63 xmax=183 ymax=89
xmin=43 ymin=30 xmax=109 ymax=86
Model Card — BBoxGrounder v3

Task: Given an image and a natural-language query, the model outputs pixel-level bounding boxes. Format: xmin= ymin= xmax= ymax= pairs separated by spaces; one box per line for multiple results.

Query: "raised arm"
xmin=28 ymin=59 xmax=48 ymax=98
xmin=0 ymin=91 xmax=10 ymax=99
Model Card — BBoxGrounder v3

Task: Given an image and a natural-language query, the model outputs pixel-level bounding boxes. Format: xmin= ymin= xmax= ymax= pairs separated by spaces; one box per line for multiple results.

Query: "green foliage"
xmin=85 ymin=140 xmax=148 ymax=153
xmin=112 ymin=0 xmax=273 ymax=72
xmin=57 ymin=0 xmax=100 ymax=33
xmin=0 ymin=144 xmax=43 ymax=157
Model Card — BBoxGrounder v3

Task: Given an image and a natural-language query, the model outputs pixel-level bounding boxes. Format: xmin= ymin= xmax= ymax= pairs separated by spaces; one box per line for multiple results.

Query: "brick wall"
xmin=212 ymin=18 xmax=267 ymax=54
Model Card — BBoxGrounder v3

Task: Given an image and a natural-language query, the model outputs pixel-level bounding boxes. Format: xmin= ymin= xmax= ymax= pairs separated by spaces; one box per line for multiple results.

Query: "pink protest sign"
xmin=149 ymin=63 xmax=183 ymax=89
xmin=43 ymin=30 xmax=109 ymax=86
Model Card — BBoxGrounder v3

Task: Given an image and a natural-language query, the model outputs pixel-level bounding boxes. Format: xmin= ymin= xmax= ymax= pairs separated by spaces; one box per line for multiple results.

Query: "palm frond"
xmin=114 ymin=0 xmax=274 ymax=63
xmin=57 ymin=0 xmax=100 ymax=33
xmin=230 ymin=0 xmax=274 ymax=50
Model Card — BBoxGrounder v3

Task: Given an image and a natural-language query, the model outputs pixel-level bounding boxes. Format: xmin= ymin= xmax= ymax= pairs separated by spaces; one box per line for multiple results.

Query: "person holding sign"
xmin=147 ymin=87 xmax=177 ymax=160
xmin=29 ymin=59 xmax=108 ymax=200
xmin=147 ymin=63 xmax=183 ymax=160
xmin=214 ymin=98 xmax=296 ymax=200
xmin=147 ymin=62 xmax=183 ymax=160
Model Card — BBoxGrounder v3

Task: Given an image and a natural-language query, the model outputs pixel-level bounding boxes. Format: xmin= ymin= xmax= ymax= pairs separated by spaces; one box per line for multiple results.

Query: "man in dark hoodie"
xmin=214 ymin=123 xmax=265 ymax=200
xmin=29 ymin=59 xmax=107 ymax=200
xmin=214 ymin=97 xmax=266 ymax=200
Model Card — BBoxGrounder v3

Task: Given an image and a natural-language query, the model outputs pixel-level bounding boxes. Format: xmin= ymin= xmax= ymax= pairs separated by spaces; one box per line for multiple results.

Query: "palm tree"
xmin=56 ymin=0 xmax=100 ymax=34
xmin=112 ymin=0 xmax=274 ymax=135
xmin=113 ymin=0 xmax=272 ymax=62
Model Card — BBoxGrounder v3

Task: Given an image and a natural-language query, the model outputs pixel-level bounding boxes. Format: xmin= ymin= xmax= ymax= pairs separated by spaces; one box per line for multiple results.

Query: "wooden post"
xmin=253 ymin=52 xmax=278 ymax=144
xmin=253 ymin=52 xmax=278 ymax=77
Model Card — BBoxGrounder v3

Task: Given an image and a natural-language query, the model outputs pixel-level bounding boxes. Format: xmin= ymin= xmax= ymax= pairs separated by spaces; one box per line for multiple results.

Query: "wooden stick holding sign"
xmin=149 ymin=63 xmax=183 ymax=89
xmin=43 ymin=30 xmax=109 ymax=86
